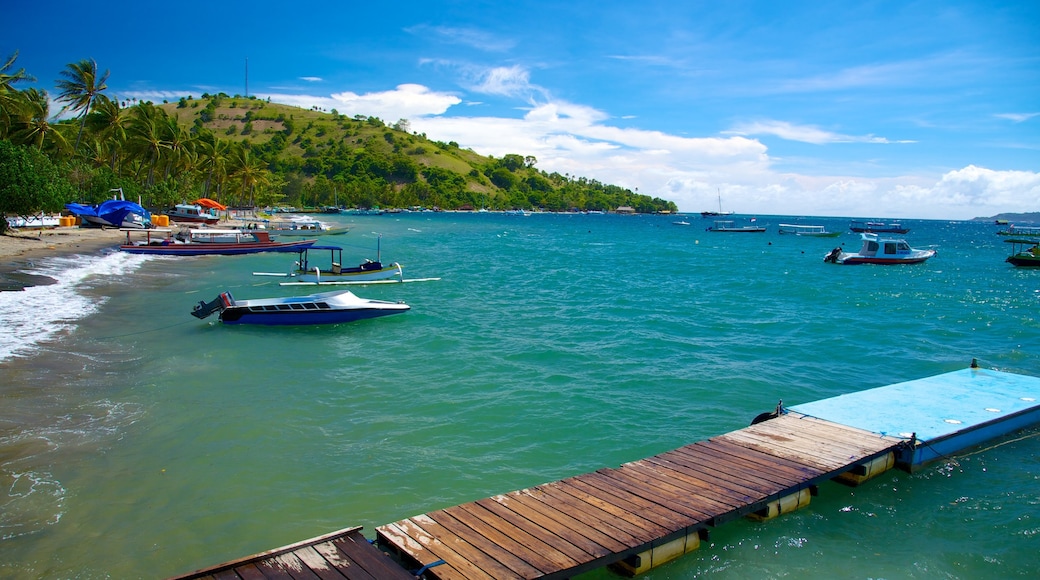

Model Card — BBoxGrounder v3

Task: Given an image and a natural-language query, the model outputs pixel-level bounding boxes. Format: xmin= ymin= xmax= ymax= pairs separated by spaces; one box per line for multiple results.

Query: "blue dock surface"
xmin=790 ymin=367 xmax=1040 ymax=469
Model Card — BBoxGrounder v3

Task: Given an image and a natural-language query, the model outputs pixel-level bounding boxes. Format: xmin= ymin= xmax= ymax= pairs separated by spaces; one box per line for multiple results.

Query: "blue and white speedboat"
xmin=824 ymin=233 xmax=936 ymax=265
xmin=190 ymin=288 xmax=410 ymax=326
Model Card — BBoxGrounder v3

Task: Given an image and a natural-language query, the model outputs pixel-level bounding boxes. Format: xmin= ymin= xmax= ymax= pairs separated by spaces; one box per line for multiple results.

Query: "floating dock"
xmin=171 ymin=366 xmax=1040 ymax=579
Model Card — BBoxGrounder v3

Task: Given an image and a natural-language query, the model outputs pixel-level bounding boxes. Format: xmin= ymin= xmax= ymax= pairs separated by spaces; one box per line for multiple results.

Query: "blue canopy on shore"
xmin=66 ymin=200 xmax=151 ymax=227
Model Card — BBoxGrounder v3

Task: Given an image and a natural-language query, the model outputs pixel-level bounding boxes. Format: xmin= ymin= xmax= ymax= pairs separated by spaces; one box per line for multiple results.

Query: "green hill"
xmin=159 ymin=93 xmax=677 ymax=214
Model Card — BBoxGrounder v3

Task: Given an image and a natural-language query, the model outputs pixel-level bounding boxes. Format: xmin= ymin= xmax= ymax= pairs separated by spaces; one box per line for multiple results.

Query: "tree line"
xmin=1 ymin=51 xmax=677 ymax=234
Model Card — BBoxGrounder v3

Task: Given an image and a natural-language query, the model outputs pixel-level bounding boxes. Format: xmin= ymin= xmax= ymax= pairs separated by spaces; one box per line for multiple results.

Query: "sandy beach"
xmin=0 ymin=226 xmax=129 ymax=290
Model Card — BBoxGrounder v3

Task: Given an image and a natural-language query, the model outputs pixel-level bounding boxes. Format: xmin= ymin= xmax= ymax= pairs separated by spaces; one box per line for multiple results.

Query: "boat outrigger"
xmin=252 ymin=236 xmax=440 ymax=285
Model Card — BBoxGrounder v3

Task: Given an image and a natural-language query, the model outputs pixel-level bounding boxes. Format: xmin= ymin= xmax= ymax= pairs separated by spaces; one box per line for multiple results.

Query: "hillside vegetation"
xmin=160 ymin=93 xmax=676 ymax=213
xmin=0 ymin=53 xmax=676 ymax=233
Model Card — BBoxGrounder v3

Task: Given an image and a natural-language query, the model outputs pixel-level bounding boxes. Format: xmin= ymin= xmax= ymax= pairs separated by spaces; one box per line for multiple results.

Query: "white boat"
xmin=700 ymin=190 xmax=734 ymax=218
xmin=190 ymin=288 xmax=409 ymax=326
xmin=265 ymin=219 xmax=348 ymax=237
xmin=824 ymin=233 xmax=936 ymax=265
xmin=166 ymin=203 xmax=219 ymax=224
xmin=778 ymin=224 xmax=841 ymax=237
xmin=708 ymin=219 xmax=766 ymax=233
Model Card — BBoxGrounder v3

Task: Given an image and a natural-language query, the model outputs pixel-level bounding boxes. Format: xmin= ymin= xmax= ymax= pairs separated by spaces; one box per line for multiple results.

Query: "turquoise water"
xmin=1 ymin=213 xmax=1038 ymax=579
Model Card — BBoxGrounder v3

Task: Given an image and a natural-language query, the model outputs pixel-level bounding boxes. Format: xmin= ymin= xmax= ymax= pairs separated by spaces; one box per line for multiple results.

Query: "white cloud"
xmin=995 ymin=112 xmax=1039 ymax=123
xmin=727 ymin=120 xmax=914 ymax=145
xmin=262 ymin=84 xmax=461 ymax=119
xmin=299 ymin=76 xmax=323 ymax=83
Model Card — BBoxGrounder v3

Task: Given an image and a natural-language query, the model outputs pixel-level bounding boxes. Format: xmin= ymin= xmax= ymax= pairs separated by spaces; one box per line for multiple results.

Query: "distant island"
xmin=972 ymin=212 xmax=1040 ymax=223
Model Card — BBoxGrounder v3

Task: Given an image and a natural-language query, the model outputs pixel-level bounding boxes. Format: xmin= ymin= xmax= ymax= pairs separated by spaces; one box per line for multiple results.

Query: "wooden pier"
xmin=374 ymin=413 xmax=903 ymax=579
xmin=171 ymin=367 xmax=1040 ymax=580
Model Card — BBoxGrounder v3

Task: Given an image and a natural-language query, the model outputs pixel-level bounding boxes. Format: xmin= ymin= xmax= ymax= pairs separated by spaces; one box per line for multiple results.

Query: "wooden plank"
xmin=507 ymin=488 xmax=631 ymax=553
xmin=427 ymin=508 xmax=545 ymax=579
xmin=474 ymin=496 xmax=590 ymax=566
xmin=229 ymin=565 xmax=265 ymax=580
xmin=716 ymin=430 xmax=853 ymax=470
xmin=489 ymin=493 xmax=612 ymax=560
xmin=311 ymin=542 xmax=378 ymax=580
xmin=560 ymin=476 xmax=686 ymax=532
xmin=553 ymin=480 xmax=673 ymax=544
xmin=660 ymin=445 xmax=803 ymax=491
xmin=693 ymin=439 xmax=822 ymax=481
xmin=536 ymin=482 xmax=657 ymax=544
xmin=409 ymin=513 xmax=526 ymax=580
xmin=386 ymin=519 xmax=493 ymax=580
xmin=332 ymin=531 xmax=414 ymax=580
xmin=639 ymin=455 xmax=777 ymax=503
xmin=577 ymin=471 xmax=704 ymax=528
xmin=675 ymin=441 xmax=816 ymax=485
xmin=746 ymin=419 xmax=890 ymax=458
xmin=454 ymin=501 xmax=577 ymax=573
xmin=608 ymin=463 xmax=745 ymax=514
xmin=290 ymin=546 xmax=343 ymax=580
xmin=254 ymin=555 xmax=300 ymax=580
xmin=628 ymin=457 xmax=769 ymax=507
xmin=440 ymin=504 xmax=555 ymax=576
xmin=589 ymin=469 xmax=717 ymax=522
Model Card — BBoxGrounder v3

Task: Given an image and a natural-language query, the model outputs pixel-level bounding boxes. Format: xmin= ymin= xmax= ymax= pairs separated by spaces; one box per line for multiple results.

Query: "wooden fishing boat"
xmin=778 ymin=224 xmax=841 ymax=237
xmin=849 ymin=220 xmax=909 ymax=234
xmin=1005 ymin=238 xmax=1040 ymax=267
xmin=119 ymin=228 xmax=316 ymax=256
xmin=708 ymin=219 xmax=766 ymax=232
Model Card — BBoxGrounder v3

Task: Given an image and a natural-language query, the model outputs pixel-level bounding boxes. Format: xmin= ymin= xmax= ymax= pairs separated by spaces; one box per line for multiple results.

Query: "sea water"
xmin=0 ymin=213 xmax=1037 ymax=579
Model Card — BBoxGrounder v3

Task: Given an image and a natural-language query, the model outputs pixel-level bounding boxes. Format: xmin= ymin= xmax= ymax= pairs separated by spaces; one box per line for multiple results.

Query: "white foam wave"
xmin=0 ymin=251 xmax=150 ymax=362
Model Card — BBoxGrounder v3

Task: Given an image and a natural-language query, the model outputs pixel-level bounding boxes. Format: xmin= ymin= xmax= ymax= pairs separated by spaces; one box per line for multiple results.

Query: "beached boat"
xmin=849 ymin=220 xmax=909 ymax=234
xmin=165 ymin=203 xmax=219 ymax=225
xmin=265 ymin=219 xmax=348 ymax=237
xmin=190 ymin=288 xmax=409 ymax=326
xmin=1005 ymin=238 xmax=1040 ymax=267
xmin=824 ymin=233 xmax=936 ymax=265
xmin=65 ymin=200 xmax=152 ymax=229
xmin=119 ymin=228 xmax=316 ymax=256
xmin=708 ymin=219 xmax=766 ymax=232
xmin=778 ymin=224 xmax=841 ymax=237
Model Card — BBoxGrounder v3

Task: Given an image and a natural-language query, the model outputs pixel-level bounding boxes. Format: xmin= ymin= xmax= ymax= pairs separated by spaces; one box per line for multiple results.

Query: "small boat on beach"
xmin=119 ymin=228 xmax=316 ymax=256
xmin=1005 ymin=238 xmax=1040 ymax=267
xmin=849 ymin=220 xmax=909 ymax=234
xmin=165 ymin=203 xmax=219 ymax=225
xmin=190 ymin=288 xmax=410 ymax=326
xmin=65 ymin=200 xmax=152 ymax=229
xmin=824 ymin=233 xmax=936 ymax=265
xmin=778 ymin=224 xmax=841 ymax=237
xmin=708 ymin=219 xmax=766 ymax=233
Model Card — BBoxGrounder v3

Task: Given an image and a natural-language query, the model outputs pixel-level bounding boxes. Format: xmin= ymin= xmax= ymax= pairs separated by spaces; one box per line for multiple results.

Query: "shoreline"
xmin=0 ymin=227 xmax=128 ymax=291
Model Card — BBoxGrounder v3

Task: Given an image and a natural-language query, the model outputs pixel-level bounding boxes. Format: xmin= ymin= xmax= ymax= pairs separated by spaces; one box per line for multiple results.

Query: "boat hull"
xmin=838 ymin=253 xmax=934 ymax=265
xmin=219 ymin=305 xmax=407 ymax=325
xmin=1007 ymin=255 xmax=1040 ymax=267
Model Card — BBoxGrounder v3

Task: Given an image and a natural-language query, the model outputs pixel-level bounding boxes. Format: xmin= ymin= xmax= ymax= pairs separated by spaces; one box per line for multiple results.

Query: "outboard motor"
xmin=192 ymin=292 xmax=233 ymax=319
xmin=823 ymin=247 xmax=842 ymax=263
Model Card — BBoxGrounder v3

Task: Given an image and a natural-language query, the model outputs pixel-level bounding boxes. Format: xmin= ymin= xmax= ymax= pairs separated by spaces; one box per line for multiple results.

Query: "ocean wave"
xmin=0 ymin=251 xmax=150 ymax=362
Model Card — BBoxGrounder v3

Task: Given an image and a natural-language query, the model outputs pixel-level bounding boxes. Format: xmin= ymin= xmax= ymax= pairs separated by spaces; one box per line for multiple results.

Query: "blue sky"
xmin=5 ymin=1 xmax=1038 ymax=219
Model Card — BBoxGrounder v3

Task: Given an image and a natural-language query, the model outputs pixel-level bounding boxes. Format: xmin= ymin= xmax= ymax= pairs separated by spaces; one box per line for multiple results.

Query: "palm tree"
xmin=55 ymin=58 xmax=110 ymax=152
xmin=227 ymin=144 xmax=271 ymax=208
xmin=125 ymin=102 xmax=169 ymax=185
xmin=8 ymin=87 xmax=71 ymax=154
xmin=0 ymin=51 xmax=35 ymax=138
xmin=85 ymin=94 xmax=127 ymax=171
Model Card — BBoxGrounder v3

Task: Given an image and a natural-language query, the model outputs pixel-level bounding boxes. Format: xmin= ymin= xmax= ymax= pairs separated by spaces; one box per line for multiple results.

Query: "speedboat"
xmin=849 ymin=220 xmax=909 ymax=234
xmin=824 ymin=233 xmax=936 ymax=265
xmin=1005 ymin=238 xmax=1040 ymax=267
xmin=119 ymin=228 xmax=316 ymax=256
xmin=190 ymin=288 xmax=410 ymax=325
xmin=165 ymin=203 xmax=219 ymax=224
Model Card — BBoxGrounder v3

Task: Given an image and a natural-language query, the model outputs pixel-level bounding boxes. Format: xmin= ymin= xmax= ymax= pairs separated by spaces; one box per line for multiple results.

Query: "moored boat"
xmin=264 ymin=219 xmax=348 ymax=237
xmin=65 ymin=200 xmax=152 ymax=229
xmin=190 ymin=288 xmax=410 ymax=325
xmin=708 ymin=219 xmax=766 ymax=232
xmin=778 ymin=224 xmax=841 ymax=237
xmin=824 ymin=233 xmax=936 ymax=265
xmin=997 ymin=224 xmax=1040 ymax=237
xmin=119 ymin=228 xmax=316 ymax=256
xmin=1005 ymin=238 xmax=1040 ymax=267
xmin=849 ymin=220 xmax=909 ymax=234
